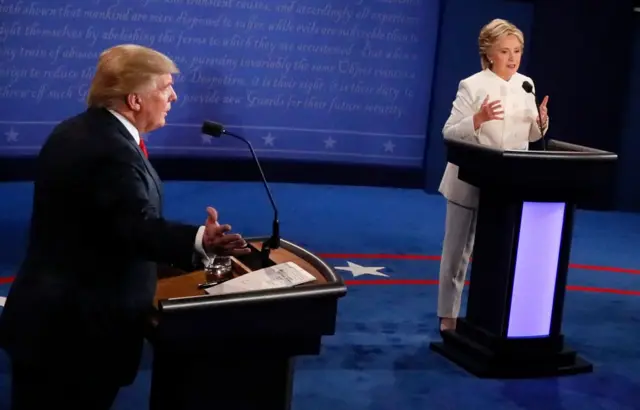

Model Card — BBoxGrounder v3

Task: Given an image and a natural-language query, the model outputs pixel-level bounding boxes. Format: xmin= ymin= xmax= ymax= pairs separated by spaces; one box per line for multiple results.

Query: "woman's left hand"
xmin=538 ymin=95 xmax=549 ymax=127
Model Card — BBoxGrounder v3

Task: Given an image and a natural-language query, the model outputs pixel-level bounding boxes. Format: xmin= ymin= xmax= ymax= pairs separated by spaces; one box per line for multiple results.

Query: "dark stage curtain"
xmin=527 ymin=0 xmax=634 ymax=210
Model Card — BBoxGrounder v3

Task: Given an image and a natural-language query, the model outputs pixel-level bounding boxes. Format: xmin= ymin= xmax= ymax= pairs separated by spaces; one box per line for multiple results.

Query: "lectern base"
xmin=149 ymin=349 xmax=294 ymax=410
xmin=430 ymin=329 xmax=593 ymax=379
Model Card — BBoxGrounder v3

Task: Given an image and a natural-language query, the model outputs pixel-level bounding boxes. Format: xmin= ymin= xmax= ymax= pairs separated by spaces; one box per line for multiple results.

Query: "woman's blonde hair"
xmin=87 ymin=44 xmax=179 ymax=108
xmin=478 ymin=18 xmax=524 ymax=70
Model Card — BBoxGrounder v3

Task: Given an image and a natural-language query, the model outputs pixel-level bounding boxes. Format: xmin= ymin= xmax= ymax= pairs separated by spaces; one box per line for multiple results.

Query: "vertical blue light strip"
xmin=507 ymin=202 xmax=566 ymax=338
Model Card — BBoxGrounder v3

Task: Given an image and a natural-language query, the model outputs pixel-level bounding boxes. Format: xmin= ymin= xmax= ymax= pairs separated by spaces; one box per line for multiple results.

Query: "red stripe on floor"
xmin=569 ymin=264 xmax=640 ymax=275
xmin=345 ymin=279 xmax=443 ymax=285
xmin=565 ymin=285 xmax=640 ymax=296
xmin=319 ymin=253 xmax=441 ymax=261
xmin=1 ymin=256 xmax=639 ymax=296
xmin=345 ymin=280 xmax=640 ymax=296
xmin=318 ymin=253 xmax=640 ymax=275
xmin=0 ymin=276 xmax=637 ymax=295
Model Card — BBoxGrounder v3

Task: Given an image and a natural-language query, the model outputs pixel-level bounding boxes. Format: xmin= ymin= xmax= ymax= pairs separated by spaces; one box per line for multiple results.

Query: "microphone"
xmin=201 ymin=120 xmax=280 ymax=268
xmin=522 ymin=80 xmax=546 ymax=150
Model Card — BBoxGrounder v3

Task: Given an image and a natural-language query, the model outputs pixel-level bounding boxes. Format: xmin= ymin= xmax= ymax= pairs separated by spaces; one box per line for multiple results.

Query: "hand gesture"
xmin=537 ymin=95 xmax=549 ymax=126
xmin=202 ymin=207 xmax=250 ymax=256
xmin=475 ymin=95 xmax=504 ymax=124
xmin=205 ymin=206 xmax=220 ymax=228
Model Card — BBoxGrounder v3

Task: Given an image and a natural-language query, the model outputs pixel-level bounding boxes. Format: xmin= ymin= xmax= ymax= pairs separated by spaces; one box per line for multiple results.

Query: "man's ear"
xmin=125 ymin=94 xmax=142 ymax=112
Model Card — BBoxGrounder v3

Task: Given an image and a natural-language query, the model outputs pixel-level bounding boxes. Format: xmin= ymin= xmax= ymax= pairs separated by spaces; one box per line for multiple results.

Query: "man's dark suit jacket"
xmin=0 ymin=107 xmax=200 ymax=385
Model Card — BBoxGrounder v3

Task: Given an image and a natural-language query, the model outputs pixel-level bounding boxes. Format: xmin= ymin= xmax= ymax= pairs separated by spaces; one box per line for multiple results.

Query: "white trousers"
xmin=437 ymin=200 xmax=477 ymax=318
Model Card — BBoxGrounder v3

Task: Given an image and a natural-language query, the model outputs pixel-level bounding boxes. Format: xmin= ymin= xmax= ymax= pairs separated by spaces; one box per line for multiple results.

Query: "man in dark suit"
xmin=0 ymin=44 xmax=250 ymax=409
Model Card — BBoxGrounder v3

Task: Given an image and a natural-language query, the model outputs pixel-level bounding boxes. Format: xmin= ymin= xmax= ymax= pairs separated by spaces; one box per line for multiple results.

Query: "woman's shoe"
xmin=439 ymin=317 xmax=457 ymax=336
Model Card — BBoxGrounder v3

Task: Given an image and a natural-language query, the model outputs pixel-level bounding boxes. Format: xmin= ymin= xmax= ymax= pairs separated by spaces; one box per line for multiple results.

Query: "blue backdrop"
xmin=0 ymin=0 xmax=441 ymax=167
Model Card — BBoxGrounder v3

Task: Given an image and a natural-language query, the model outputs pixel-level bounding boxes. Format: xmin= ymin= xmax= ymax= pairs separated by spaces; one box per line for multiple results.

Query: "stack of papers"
xmin=205 ymin=261 xmax=316 ymax=296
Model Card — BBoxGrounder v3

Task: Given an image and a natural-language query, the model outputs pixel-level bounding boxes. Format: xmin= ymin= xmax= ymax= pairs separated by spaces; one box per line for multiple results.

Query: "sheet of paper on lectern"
xmin=204 ymin=261 xmax=316 ymax=296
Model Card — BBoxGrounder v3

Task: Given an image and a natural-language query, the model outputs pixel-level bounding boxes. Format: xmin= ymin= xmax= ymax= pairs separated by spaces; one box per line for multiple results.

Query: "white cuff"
xmin=194 ymin=226 xmax=213 ymax=266
xmin=194 ymin=226 xmax=206 ymax=255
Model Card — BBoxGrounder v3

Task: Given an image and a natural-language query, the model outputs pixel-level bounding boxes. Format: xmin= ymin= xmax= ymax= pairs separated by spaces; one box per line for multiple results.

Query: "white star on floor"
xmin=334 ymin=261 xmax=388 ymax=278
xmin=5 ymin=128 xmax=18 ymax=142
xmin=324 ymin=136 xmax=336 ymax=148
xmin=201 ymin=134 xmax=212 ymax=144
xmin=263 ymin=133 xmax=275 ymax=146
xmin=383 ymin=140 xmax=395 ymax=152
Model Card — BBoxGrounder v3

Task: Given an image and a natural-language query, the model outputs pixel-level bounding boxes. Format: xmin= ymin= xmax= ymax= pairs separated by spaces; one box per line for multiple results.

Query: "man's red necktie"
xmin=139 ymin=138 xmax=149 ymax=158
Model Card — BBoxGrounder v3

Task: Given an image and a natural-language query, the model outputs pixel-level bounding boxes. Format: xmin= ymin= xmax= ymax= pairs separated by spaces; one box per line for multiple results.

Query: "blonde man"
xmin=0 ymin=44 xmax=249 ymax=409
xmin=437 ymin=19 xmax=550 ymax=332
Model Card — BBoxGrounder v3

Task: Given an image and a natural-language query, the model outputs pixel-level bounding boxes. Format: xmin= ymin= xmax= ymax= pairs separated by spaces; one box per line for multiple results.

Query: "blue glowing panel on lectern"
xmin=508 ymin=202 xmax=565 ymax=338
xmin=0 ymin=0 xmax=440 ymax=166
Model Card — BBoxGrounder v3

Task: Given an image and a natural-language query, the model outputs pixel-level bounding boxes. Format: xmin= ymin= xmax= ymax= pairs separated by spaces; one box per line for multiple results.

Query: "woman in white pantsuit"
xmin=437 ymin=18 xmax=550 ymax=332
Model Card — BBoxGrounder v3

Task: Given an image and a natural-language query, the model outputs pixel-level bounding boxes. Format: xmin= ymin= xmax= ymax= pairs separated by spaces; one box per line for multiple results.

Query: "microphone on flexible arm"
xmin=522 ymin=80 xmax=546 ymax=151
xmin=201 ymin=120 xmax=279 ymax=269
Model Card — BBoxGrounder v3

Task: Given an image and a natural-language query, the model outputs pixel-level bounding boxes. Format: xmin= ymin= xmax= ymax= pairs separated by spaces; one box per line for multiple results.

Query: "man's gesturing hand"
xmin=202 ymin=207 xmax=250 ymax=256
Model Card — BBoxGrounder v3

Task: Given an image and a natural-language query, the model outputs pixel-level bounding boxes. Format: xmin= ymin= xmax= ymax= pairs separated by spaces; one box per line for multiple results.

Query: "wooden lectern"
xmin=430 ymin=137 xmax=617 ymax=378
xmin=147 ymin=237 xmax=347 ymax=410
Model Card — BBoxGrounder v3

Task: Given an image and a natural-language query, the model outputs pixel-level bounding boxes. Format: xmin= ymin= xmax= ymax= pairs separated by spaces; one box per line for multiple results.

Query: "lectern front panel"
xmin=507 ymin=202 xmax=566 ymax=338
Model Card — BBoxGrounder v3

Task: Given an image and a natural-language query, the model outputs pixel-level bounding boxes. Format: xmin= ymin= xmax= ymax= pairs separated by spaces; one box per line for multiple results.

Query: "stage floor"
xmin=0 ymin=181 xmax=638 ymax=409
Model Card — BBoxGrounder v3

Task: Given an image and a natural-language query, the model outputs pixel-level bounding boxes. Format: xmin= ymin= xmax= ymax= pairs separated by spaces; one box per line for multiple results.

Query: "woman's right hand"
xmin=473 ymin=95 xmax=504 ymax=129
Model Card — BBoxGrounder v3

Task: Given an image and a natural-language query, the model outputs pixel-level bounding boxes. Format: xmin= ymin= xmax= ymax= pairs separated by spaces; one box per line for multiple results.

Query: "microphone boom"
xmin=201 ymin=121 xmax=280 ymax=268
xmin=522 ymin=81 xmax=546 ymax=151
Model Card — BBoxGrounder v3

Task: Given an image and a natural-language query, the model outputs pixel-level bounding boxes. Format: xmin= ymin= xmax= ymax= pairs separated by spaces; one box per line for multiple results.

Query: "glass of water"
xmin=204 ymin=255 xmax=234 ymax=284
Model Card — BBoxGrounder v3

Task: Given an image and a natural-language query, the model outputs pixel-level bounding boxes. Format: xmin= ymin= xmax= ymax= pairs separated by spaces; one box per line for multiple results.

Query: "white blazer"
xmin=438 ymin=69 xmax=548 ymax=208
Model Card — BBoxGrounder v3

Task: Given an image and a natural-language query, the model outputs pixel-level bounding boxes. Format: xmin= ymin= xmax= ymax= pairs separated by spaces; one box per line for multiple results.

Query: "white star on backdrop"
xmin=201 ymin=134 xmax=212 ymax=144
xmin=324 ymin=136 xmax=336 ymax=148
xmin=334 ymin=261 xmax=389 ymax=278
xmin=383 ymin=140 xmax=395 ymax=153
xmin=263 ymin=133 xmax=275 ymax=146
xmin=0 ymin=297 xmax=6 ymax=307
xmin=5 ymin=128 xmax=18 ymax=142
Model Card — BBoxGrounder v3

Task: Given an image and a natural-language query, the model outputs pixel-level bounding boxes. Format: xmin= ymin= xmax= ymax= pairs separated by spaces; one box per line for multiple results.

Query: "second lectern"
xmin=430 ymin=137 xmax=617 ymax=378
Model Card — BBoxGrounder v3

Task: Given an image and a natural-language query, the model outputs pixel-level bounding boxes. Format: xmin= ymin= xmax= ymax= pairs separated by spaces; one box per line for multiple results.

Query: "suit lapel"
xmin=90 ymin=108 xmax=163 ymax=206
xmin=142 ymin=156 xmax=164 ymax=212
xmin=126 ymin=136 xmax=163 ymax=209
